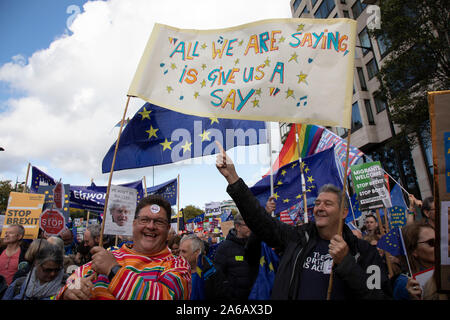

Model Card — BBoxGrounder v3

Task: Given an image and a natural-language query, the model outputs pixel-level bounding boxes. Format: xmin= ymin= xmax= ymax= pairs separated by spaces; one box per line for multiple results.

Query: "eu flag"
xmin=248 ymin=242 xmax=280 ymax=300
xmin=31 ymin=166 xmax=56 ymax=192
xmin=388 ymin=182 xmax=407 ymax=228
xmin=250 ymin=146 xmax=343 ymax=214
xmin=146 ymin=177 xmax=177 ymax=206
xmin=346 ymin=193 xmax=363 ymax=224
xmin=377 ymin=227 xmax=406 ymax=256
xmin=102 ymin=103 xmax=267 ymax=173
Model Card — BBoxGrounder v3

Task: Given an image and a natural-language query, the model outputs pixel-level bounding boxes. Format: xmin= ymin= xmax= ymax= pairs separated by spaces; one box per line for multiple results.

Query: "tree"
xmin=181 ymin=205 xmax=204 ymax=222
xmin=0 ymin=180 xmax=26 ymax=213
xmin=371 ymin=0 xmax=450 ymax=149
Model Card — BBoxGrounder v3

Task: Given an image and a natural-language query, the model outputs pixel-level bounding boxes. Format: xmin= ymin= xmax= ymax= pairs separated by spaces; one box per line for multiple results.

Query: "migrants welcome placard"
xmin=0 ymin=192 xmax=45 ymax=239
xmin=351 ymin=161 xmax=392 ymax=211
xmin=128 ymin=18 xmax=356 ymax=128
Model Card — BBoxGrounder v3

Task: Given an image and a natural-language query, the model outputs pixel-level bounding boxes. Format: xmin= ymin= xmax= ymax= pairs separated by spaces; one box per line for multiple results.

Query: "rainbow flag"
xmin=265 ymin=124 xmax=324 ymax=176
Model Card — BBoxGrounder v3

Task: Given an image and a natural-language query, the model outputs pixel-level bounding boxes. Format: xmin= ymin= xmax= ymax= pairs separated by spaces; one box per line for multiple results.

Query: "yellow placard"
xmin=0 ymin=192 xmax=45 ymax=240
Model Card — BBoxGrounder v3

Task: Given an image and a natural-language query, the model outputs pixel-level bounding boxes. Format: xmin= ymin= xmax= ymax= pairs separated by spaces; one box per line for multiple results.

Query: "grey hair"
xmin=180 ymin=234 xmax=204 ymax=255
xmin=87 ymin=224 xmax=102 ymax=239
xmin=47 ymin=236 xmax=65 ymax=254
xmin=9 ymin=224 xmax=25 ymax=238
xmin=318 ymin=184 xmax=348 ymax=209
xmin=35 ymin=244 xmax=64 ymax=267
xmin=234 ymin=213 xmax=245 ymax=225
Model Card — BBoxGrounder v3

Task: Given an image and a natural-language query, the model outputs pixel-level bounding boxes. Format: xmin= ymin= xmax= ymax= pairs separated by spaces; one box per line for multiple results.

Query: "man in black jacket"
xmin=214 ymin=213 xmax=257 ymax=300
xmin=215 ymin=142 xmax=392 ymax=300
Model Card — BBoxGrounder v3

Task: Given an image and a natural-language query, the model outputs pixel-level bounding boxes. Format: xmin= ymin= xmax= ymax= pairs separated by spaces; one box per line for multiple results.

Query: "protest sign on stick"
xmin=1 ymin=192 xmax=45 ymax=239
xmin=128 ymin=18 xmax=356 ymax=128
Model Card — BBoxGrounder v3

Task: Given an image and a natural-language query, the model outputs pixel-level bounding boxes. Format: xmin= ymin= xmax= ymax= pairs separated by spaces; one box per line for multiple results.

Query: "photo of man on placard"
xmin=110 ymin=203 xmax=130 ymax=227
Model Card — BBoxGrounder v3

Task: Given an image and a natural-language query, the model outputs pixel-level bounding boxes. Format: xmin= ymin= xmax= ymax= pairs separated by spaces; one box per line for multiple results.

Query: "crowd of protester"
xmin=0 ymin=147 xmax=447 ymax=300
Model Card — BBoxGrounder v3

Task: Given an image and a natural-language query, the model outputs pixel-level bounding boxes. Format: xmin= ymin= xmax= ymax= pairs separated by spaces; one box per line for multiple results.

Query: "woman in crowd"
xmin=2 ymin=244 xmax=67 ymax=300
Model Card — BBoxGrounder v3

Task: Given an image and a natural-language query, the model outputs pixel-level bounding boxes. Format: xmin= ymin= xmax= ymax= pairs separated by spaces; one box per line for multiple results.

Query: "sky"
xmin=0 ymin=0 xmax=292 ymax=210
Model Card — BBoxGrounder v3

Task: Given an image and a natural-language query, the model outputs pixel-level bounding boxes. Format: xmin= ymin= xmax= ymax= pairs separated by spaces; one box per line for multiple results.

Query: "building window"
xmin=352 ymin=101 xmax=363 ymax=131
xmin=376 ymin=34 xmax=390 ymax=58
xmin=340 ymin=0 xmax=346 ymax=3
xmin=357 ymin=67 xmax=367 ymax=91
xmin=366 ymin=58 xmax=379 ymax=79
xmin=364 ymin=99 xmax=375 ymax=125
xmin=358 ymin=27 xmax=372 ymax=56
xmin=279 ymin=123 xmax=291 ymax=143
xmin=293 ymin=0 xmax=302 ymax=11
xmin=311 ymin=0 xmax=319 ymax=8
xmin=374 ymin=95 xmax=387 ymax=113
xmin=314 ymin=0 xmax=336 ymax=19
xmin=351 ymin=0 xmax=367 ymax=19
xmin=343 ymin=10 xmax=350 ymax=18
xmin=301 ymin=5 xmax=310 ymax=16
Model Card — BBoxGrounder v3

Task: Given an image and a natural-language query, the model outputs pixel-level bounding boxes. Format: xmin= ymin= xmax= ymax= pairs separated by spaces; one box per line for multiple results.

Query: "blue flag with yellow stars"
xmin=388 ymin=182 xmax=408 ymax=229
xmin=31 ymin=166 xmax=56 ymax=192
xmin=248 ymin=242 xmax=280 ymax=300
xmin=250 ymin=146 xmax=343 ymax=214
xmin=346 ymin=193 xmax=363 ymax=224
xmin=377 ymin=227 xmax=406 ymax=256
xmin=146 ymin=177 xmax=177 ymax=206
xmin=102 ymin=102 xmax=267 ymax=173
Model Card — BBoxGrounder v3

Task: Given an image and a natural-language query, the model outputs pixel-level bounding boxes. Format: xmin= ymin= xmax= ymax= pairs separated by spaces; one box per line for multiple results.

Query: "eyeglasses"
xmin=417 ymin=238 xmax=435 ymax=247
xmin=136 ymin=216 xmax=168 ymax=228
xmin=41 ymin=266 xmax=63 ymax=274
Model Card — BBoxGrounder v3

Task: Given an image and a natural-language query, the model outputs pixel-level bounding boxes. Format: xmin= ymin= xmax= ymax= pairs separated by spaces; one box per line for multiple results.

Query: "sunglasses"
xmin=41 ymin=266 xmax=63 ymax=274
xmin=417 ymin=238 xmax=435 ymax=247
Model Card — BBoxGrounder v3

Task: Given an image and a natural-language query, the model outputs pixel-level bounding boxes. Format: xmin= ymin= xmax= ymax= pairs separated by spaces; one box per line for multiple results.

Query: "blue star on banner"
xmin=146 ymin=177 xmax=177 ymax=206
xmin=250 ymin=146 xmax=343 ymax=214
xmin=377 ymin=227 xmax=406 ymax=256
xmin=388 ymin=181 xmax=408 ymax=229
xmin=102 ymin=102 xmax=267 ymax=173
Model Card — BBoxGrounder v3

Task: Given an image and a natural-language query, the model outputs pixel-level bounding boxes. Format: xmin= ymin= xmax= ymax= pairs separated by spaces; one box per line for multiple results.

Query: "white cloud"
xmin=0 ymin=0 xmax=291 ymax=207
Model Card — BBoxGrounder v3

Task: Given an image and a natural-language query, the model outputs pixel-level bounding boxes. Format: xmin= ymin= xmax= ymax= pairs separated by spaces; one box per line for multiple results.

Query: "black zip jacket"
xmin=227 ymin=178 xmax=392 ymax=300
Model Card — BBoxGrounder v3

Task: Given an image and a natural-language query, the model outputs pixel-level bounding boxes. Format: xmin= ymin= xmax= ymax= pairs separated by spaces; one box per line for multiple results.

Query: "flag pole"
xmin=376 ymin=208 xmax=394 ymax=278
xmin=399 ymin=226 xmax=413 ymax=277
xmin=143 ymin=176 xmax=148 ymax=196
xmin=327 ymin=128 xmax=352 ymax=300
xmin=99 ymin=96 xmax=131 ymax=247
xmin=23 ymin=163 xmax=31 ymax=193
xmin=294 ymin=124 xmax=308 ymax=223
xmin=267 ymin=122 xmax=275 ymax=217
xmin=177 ymin=174 xmax=181 ymax=232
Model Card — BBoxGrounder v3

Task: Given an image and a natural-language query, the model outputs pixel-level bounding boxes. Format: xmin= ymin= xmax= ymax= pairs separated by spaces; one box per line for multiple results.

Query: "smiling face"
xmin=313 ymin=191 xmax=347 ymax=239
xmin=132 ymin=204 xmax=170 ymax=255
xmin=111 ymin=206 xmax=129 ymax=226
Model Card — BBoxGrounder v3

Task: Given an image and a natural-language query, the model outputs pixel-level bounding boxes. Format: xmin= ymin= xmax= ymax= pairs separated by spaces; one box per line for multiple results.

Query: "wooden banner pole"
xmin=327 ymin=128 xmax=352 ymax=300
xmin=23 ymin=163 xmax=31 ymax=193
xmin=177 ymin=174 xmax=180 ymax=233
xmin=99 ymin=96 xmax=131 ymax=247
xmin=143 ymin=176 xmax=148 ymax=197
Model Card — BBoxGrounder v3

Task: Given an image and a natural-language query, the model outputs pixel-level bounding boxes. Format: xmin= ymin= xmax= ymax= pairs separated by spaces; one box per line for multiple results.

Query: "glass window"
xmin=358 ymin=28 xmax=372 ymax=56
xmin=351 ymin=0 xmax=367 ymax=19
xmin=357 ymin=67 xmax=367 ymax=91
xmin=343 ymin=10 xmax=350 ymax=18
xmin=366 ymin=58 xmax=379 ymax=79
xmin=376 ymin=34 xmax=390 ymax=58
xmin=364 ymin=99 xmax=375 ymax=125
xmin=374 ymin=95 xmax=387 ymax=113
xmin=301 ymin=5 xmax=310 ymax=16
xmin=314 ymin=0 xmax=336 ymax=19
xmin=311 ymin=0 xmax=319 ymax=8
xmin=293 ymin=0 xmax=302 ymax=11
xmin=352 ymin=101 xmax=363 ymax=131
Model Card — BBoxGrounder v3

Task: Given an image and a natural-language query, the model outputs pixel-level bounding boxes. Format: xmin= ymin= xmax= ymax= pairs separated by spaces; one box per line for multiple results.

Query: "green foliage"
xmin=371 ymin=0 xmax=450 ymax=148
xmin=0 ymin=180 xmax=26 ymax=213
xmin=181 ymin=205 xmax=204 ymax=222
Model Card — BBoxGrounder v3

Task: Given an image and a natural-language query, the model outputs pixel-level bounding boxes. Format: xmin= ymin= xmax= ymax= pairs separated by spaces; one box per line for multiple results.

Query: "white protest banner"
xmin=103 ymin=185 xmax=137 ymax=236
xmin=205 ymin=202 xmax=221 ymax=216
xmin=128 ymin=18 xmax=356 ymax=128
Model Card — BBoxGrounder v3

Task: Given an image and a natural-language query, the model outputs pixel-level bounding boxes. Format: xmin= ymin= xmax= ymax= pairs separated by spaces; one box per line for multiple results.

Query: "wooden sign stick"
xmin=99 ymin=96 xmax=131 ymax=247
